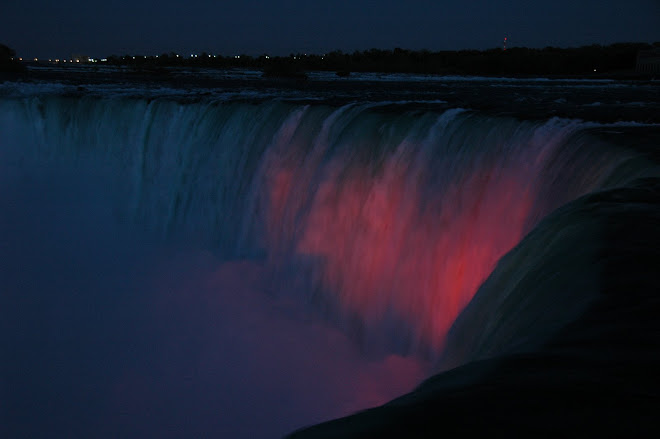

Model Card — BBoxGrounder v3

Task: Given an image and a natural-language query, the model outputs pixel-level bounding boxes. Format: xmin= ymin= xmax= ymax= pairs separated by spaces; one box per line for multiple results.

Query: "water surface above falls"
xmin=4 ymin=65 xmax=660 ymax=122
xmin=1 ymin=73 xmax=659 ymax=438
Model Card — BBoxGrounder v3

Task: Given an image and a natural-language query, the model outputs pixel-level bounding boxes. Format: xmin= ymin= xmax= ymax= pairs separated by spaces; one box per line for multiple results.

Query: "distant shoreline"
xmin=10 ymin=61 xmax=658 ymax=83
xmin=10 ymin=43 xmax=659 ymax=80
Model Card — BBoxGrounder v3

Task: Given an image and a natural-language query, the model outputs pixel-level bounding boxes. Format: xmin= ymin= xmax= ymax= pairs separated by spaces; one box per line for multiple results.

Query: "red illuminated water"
xmin=265 ymin=148 xmax=540 ymax=354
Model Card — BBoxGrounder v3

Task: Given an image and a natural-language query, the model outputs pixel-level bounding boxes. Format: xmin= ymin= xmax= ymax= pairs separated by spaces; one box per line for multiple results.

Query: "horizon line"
xmin=6 ymin=40 xmax=660 ymax=61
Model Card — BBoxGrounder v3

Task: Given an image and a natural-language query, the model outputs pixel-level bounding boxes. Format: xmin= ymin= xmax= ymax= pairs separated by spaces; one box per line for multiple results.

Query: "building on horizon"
xmin=636 ymin=49 xmax=660 ymax=75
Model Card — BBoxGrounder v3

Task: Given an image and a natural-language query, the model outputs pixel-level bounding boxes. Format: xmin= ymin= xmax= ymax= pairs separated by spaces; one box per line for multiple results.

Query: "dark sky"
xmin=1 ymin=0 xmax=659 ymax=58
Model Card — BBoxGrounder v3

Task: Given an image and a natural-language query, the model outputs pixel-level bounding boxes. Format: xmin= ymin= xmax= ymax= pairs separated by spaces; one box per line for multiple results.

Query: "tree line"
xmin=0 ymin=44 xmax=26 ymax=73
xmin=4 ymin=42 xmax=659 ymax=76
xmin=106 ymin=42 xmax=660 ymax=76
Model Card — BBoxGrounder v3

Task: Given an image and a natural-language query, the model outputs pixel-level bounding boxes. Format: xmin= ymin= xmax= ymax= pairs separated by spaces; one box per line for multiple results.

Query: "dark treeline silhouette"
xmin=4 ymin=42 xmax=659 ymax=77
xmin=101 ymin=42 xmax=660 ymax=77
xmin=0 ymin=44 xmax=26 ymax=74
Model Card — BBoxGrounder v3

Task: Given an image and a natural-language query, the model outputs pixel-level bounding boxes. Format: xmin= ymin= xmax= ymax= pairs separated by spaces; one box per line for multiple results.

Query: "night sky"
xmin=1 ymin=0 xmax=659 ymax=59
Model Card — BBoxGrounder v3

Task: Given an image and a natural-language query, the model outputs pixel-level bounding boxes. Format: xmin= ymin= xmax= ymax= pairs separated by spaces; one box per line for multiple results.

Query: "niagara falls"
xmin=2 ymin=1 xmax=660 ymax=436
xmin=2 ymin=69 xmax=659 ymax=437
